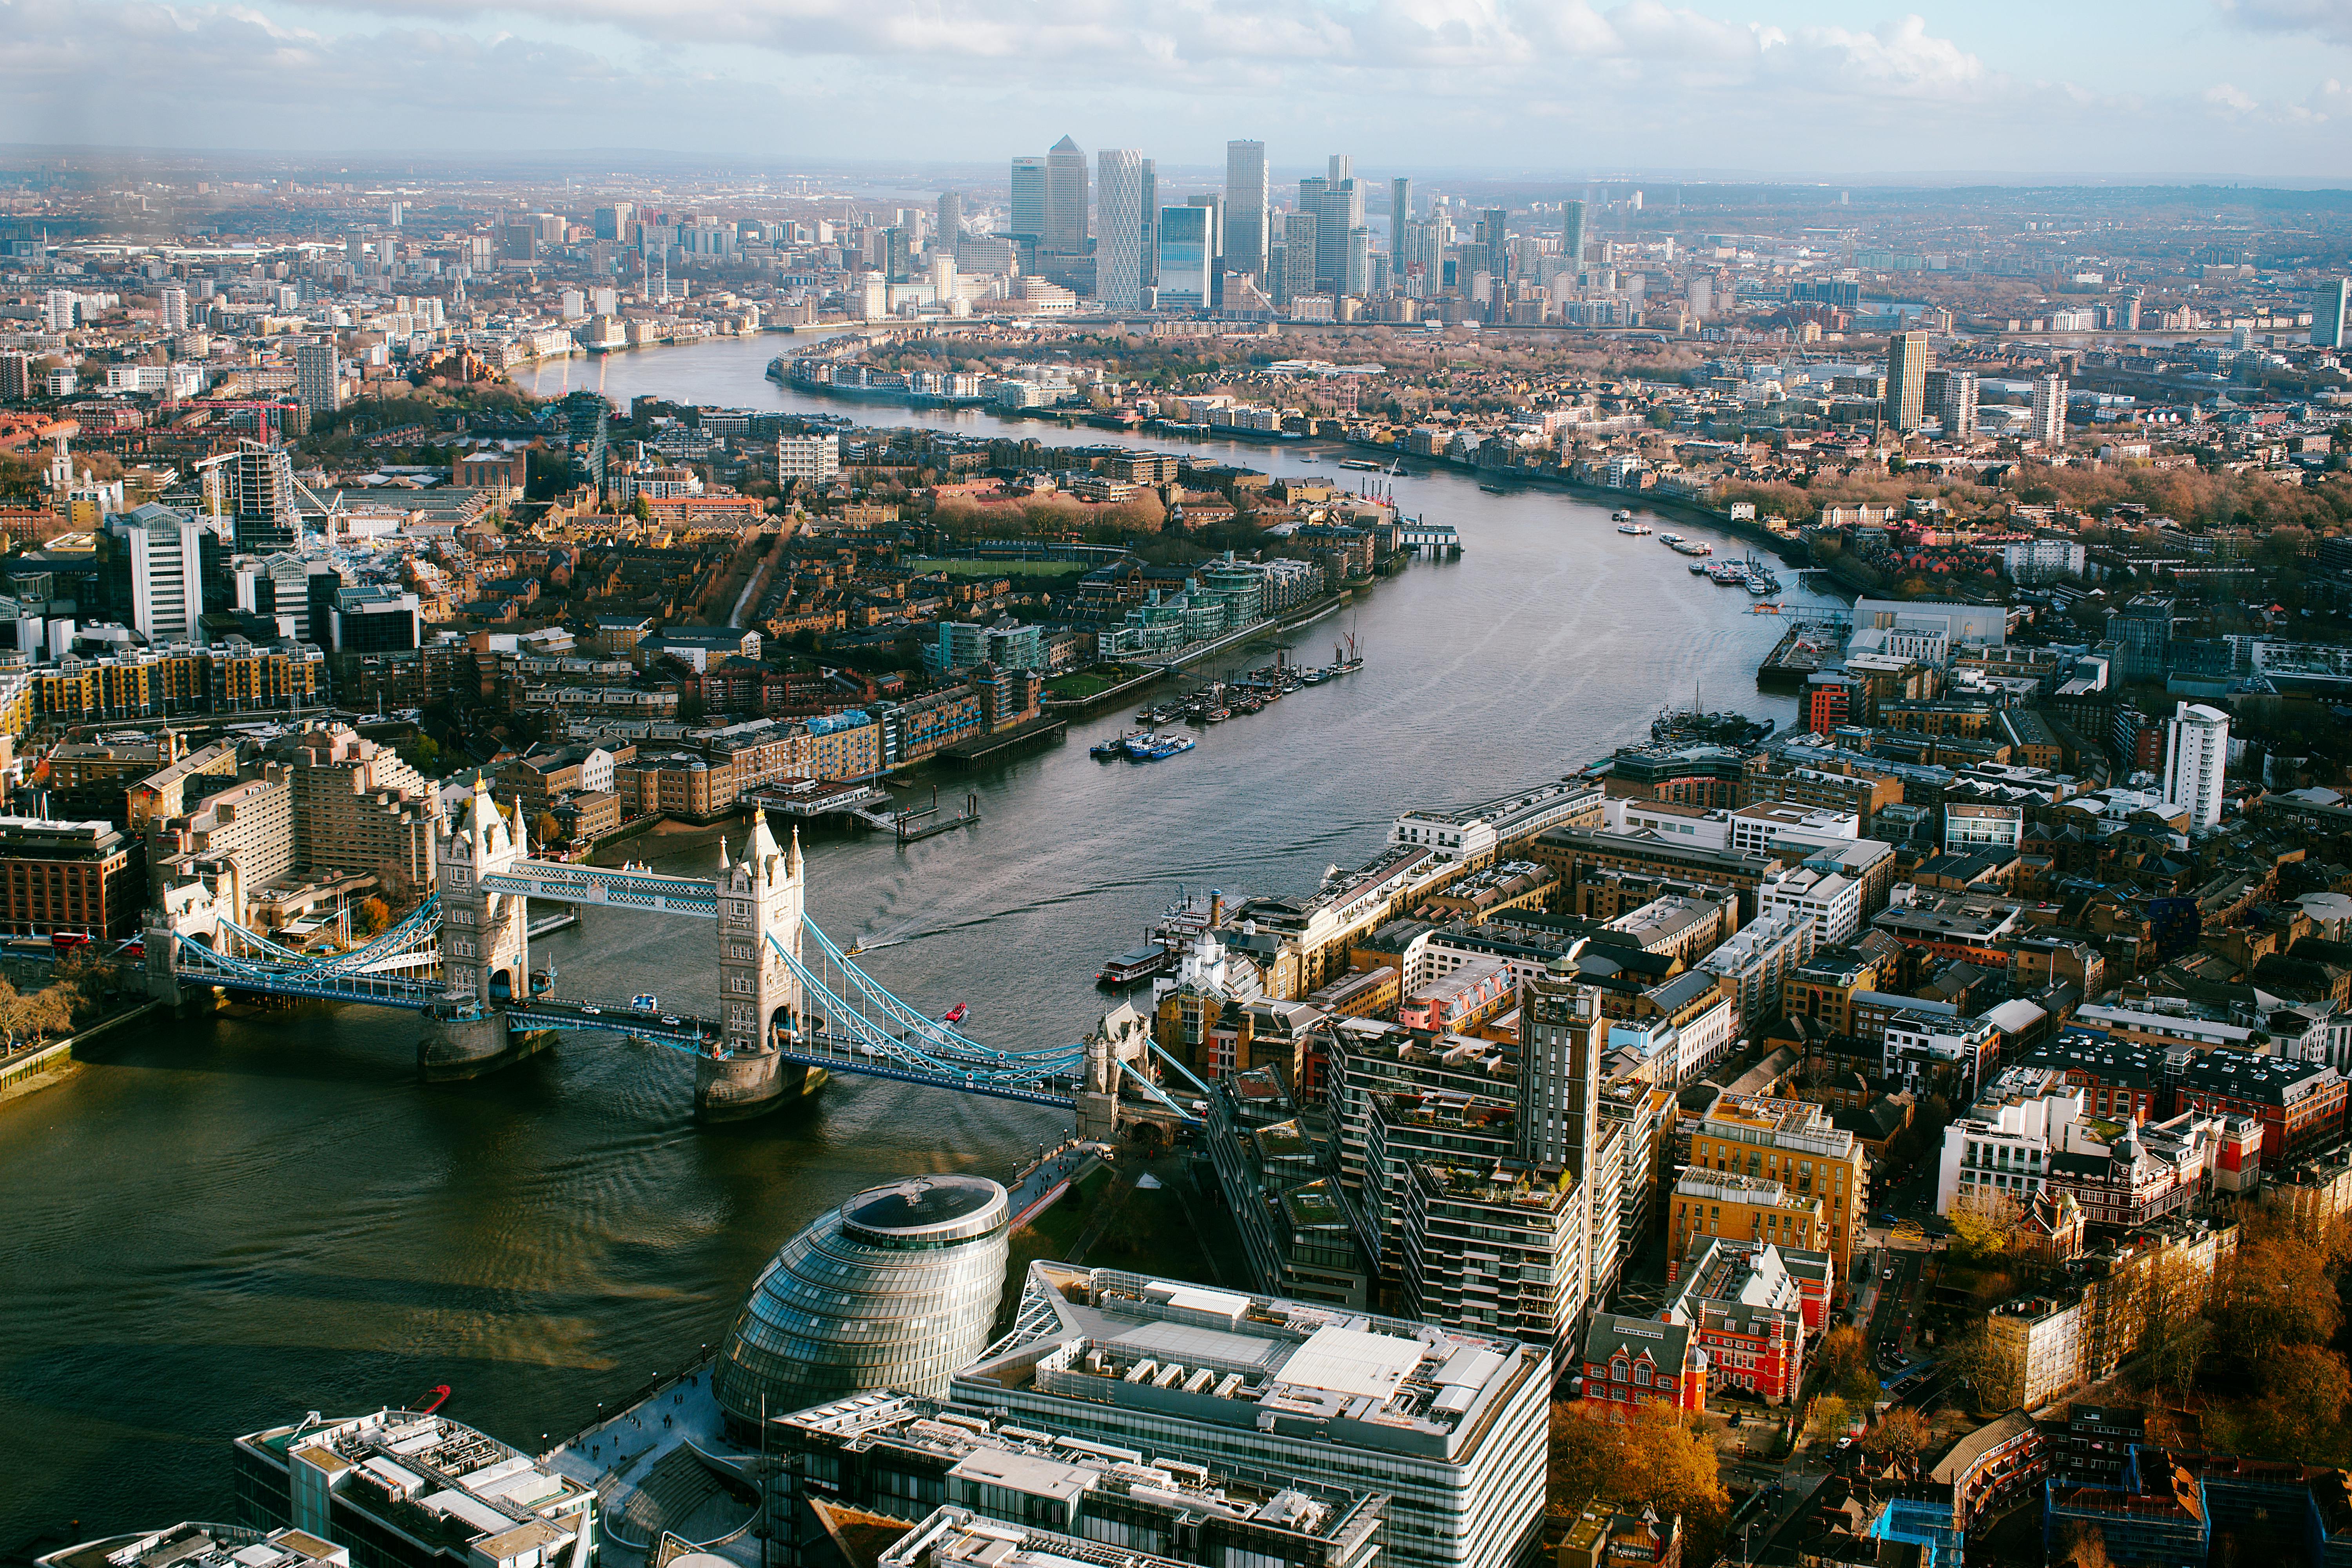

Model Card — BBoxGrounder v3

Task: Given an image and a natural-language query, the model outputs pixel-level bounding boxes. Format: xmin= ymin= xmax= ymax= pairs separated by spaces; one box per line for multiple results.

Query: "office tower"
xmin=1344 ymin=227 xmax=1370 ymax=296
xmin=1157 ymin=205 xmax=1214 ymax=310
xmin=2163 ymin=702 xmax=2230 ymax=829
xmin=295 ymin=340 xmax=341 ymax=419
xmin=229 ymin=441 xmax=298 ymax=554
xmin=1008 ymin=157 xmax=1047 ymax=243
xmin=882 ymin=225 xmax=912 ymax=283
xmin=119 ymin=505 xmax=207 ymax=644
xmin=1096 ymin=149 xmax=1146 ymax=308
xmin=1477 ymin=207 xmax=1508 ymax=290
xmin=1225 ymin=140 xmax=1269 ymax=280
xmin=1389 ymin=177 xmax=1412 ymax=266
xmin=1926 ymin=368 xmax=1978 ymax=436
xmin=935 ymin=190 xmax=963 ymax=243
xmin=1044 ymin=134 xmax=1089 ymax=259
xmin=1561 ymin=199 xmax=1587 ymax=270
xmin=1314 ymin=175 xmax=1362 ymax=292
xmin=2314 ymin=278 xmax=2350 ymax=348
xmin=1327 ymin=153 xmax=1353 ymax=185
xmin=1140 ymin=158 xmax=1158 ymax=286
xmin=159 ymin=284 xmax=188 ymax=333
xmin=1886 ymin=330 xmax=1933 ymax=431
xmin=1280 ymin=211 xmax=1318 ymax=306
xmin=592 ymin=202 xmax=633 ymax=240
xmin=2031 ymin=372 xmax=2069 ymax=445
xmin=962 ymin=1261 xmax=1549 ymax=1568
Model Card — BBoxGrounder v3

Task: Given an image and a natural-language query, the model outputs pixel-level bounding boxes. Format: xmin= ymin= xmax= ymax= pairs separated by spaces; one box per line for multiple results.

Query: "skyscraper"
xmin=1280 ymin=211 xmax=1318 ymax=306
xmin=1156 ymin=205 xmax=1213 ymax=311
xmin=1926 ymin=368 xmax=1978 ymax=437
xmin=2315 ymin=278 xmax=2350 ymax=348
xmin=1043 ymin=135 xmax=1089 ymax=274
xmin=1389 ymin=177 xmax=1412 ymax=267
xmin=1477 ymin=207 xmax=1508 ymax=292
xmin=1187 ymin=193 xmax=1223 ymax=261
xmin=159 ymin=284 xmax=189 ymax=333
xmin=1096 ymin=149 xmax=1146 ymax=309
xmin=1313 ymin=171 xmax=1362 ymax=293
xmin=1140 ymin=159 xmax=1158 ymax=286
xmin=1225 ymin=140 xmax=1269 ymax=281
xmin=935 ymin=191 xmax=963 ymax=245
xmin=2031 ymin=372 xmax=2069 ymax=445
xmin=118 ymin=505 xmax=208 ymax=646
xmin=1886 ymin=330 xmax=1933 ymax=431
xmin=1327 ymin=153 xmax=1353 ymax=185
xmin=229 ymin=441 xmax=298 ymax=554
xmin=1561 ymin=200 xmax=1588 ymax=276
xmin=1008 ymin=157 xmax=1047 ymax=245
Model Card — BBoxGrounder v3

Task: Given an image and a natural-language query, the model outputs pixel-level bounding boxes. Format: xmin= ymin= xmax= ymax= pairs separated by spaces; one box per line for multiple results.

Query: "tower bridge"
xmin=146 ymin=775 xmax=1171 ymax=1130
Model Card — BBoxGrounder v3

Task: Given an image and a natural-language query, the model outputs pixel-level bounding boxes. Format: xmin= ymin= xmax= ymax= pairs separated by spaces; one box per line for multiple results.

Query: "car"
xmin=1835 ymin=1437 xmax=1854 ymax=1450
xmin=661 ymin=1014 xmax=681 ymax=1025
xmin=1883 ymin=1268 xmax=1896 ymax=1279
xmin=581 ymin=1004 xmax=601 ymax=1015
xmin=1876 ymin=1211 xmax=1899 ymax=1224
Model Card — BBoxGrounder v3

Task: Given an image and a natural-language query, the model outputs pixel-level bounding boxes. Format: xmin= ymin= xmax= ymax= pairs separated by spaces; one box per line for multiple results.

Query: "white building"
xmin=160 ymin=284 xmax=189 ymax=332
xmin=1391 ymin=781 xmax=1599 ymax=863
xmin=116 ymin=504 xmax=208 ymax=645
xmin=1934 ymin=1080 xmax=2087 ymax=1216
xmin=1727 ymin=803 xmax=1858 ymax=857
xmin=776 ymin=433 xmax=840 ymax=483
xmin=1757 ymin=866 xmax=1860 ymax=946
xmin=2000 ymin=538 xmax=2086 ymax=583
xmin=2161 ymin=701 xmax=2229 ymax=828
xmin=1698 ymin=909 xmax=1817 ymax=1033
xmin=1096 ymin=149 xmax=1146 ymax=309
xmin=1944 ymin=801 xmax=2024 ymax=855
xmin=2031 ymin=374 xmax=2068 ymax=445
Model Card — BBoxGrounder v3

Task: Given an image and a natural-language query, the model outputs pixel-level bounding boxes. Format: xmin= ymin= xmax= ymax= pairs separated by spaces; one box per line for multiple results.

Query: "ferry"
xmin=1098 ymin=945 xmax=1173 ymax=988
xmin=1338 ymin=459 xmax=1383 ymax=471
xmin=1616 ymin=521 xmax=1653 ymax=535
xmin=1670 ymin=539 xmax=1713 ymax=557
xmin=1748 ymin=577 xmax=1778 ymax=596
xmin=1657 ymin=532 xmax=1683 ymax=545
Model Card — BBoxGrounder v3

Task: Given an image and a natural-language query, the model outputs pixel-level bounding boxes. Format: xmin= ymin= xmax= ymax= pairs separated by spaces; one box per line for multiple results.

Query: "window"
xmin=1634 ymin=1364 xmax=1652 ymax=1386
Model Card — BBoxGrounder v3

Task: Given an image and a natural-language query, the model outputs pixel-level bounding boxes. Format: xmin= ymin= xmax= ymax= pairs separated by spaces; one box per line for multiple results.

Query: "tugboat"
xmin=1091 ymin=733 xmax=1131 ymax=759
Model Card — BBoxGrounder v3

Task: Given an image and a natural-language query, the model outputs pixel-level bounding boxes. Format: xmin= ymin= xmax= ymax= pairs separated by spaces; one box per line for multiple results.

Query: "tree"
xmin=2247 ymin=1343 xmax=2350 ymax=1460
xmin=1816 ymin=1325 xmax=1879 ymax=1403
xmin=1806 ymin=1395 xmax=1852 ymax=1446
xmin=631 ymin=494 xmax=653 ymax=522
xmin=1947 ymin=1188 xmax=2027 ymax=1267
xmin=534 ymin=811 xmax=563 ymax=848
xmin=1547 ymin=1402 xmax=1728 ymax=1560
xmin=2209 ymin=1235 xmax=2343 ymax=1375
xmin=1944 ymin=1321 xmax=2024 ymax=1411
xmin=1862 ymin=1408 xmax=1932 ymax=1475
xmin=395 ymin=731 xmax=441 ymax=777
xmin=356 ymin=897 xmax=392 ymax=937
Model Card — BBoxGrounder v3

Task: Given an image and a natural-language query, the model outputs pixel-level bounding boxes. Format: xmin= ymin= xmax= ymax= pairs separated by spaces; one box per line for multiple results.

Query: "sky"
xmin=6 ymin=0 xmax=2352 ymax=179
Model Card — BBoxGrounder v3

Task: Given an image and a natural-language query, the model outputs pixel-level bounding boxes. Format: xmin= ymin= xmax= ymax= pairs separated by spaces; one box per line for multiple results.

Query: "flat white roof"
xmin=1278 ymin=1325 xmax=1425 ymax=1400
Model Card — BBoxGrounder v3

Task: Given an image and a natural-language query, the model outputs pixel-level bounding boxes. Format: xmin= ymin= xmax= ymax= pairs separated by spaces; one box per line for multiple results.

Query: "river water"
xmin=0 ymin=335 xmax=1843 ymax=1550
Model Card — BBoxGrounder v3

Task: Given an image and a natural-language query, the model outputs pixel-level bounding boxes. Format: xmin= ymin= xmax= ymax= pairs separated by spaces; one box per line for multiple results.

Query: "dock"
xmin=1757 ymin=616 xmax=1851 ymax=691
xmin=892 ymin=787 xmax=981 ymax=844
xmin=936 ymin=716 xmax=1066 ymax=766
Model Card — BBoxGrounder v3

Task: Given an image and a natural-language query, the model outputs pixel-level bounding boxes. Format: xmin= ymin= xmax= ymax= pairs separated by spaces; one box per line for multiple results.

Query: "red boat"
xmin=414 ymin=1384 xmax=451 ymax=1414
xmin=939 ymin=1004 xmax=968 ymax=1025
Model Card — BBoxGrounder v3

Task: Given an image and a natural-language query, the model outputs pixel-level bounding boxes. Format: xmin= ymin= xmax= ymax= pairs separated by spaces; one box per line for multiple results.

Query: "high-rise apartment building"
xmin=1390 ymin=177 xmax=1413 ymax=265
xmin=1279 ymin=211 xmax=1318 ymax=307
xmin=229 ymin=441 xmax=298 ymax=554
xmin=1225 ymin=140 xmax=1269 ymax=280
xmin=295 ymin=340 xmax=340 ymax=420
xmin=2031 ymin=373 xmax=2069 ymax=445
xmin=1886 ymin=330 xmax=1933 ymax=431
xmin=1561 ymin=199 xmax=1587 ymax=272
xmin=1926 ymin=367 xmax=1978 ymax=436
xmin=159 ymin=284 xmax=189 ymax=333
xmin=1096 ymin=150 xmax=1146 ymax=308
xmin=564 ymin=388 xmax=610 ymax=490
xmin=2314 ymin=278 xmax=2349 ymax=348
xmin=1140 ymin=158 xmax=1158 ymax=286
xmin=2162 ymin=701 xmax=2230 ymax=829
xmin=1156 ymin=205 xmax=1214 ymax=311
xmin=1311 ymin=172 xmax=1363 ymax=293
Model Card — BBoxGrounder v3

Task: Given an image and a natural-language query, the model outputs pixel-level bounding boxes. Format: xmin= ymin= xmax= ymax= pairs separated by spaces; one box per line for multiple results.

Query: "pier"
xmin=1757 ymin=614 xmax=1852 ymax=691
xmin=892 ymin=786 xmax=982 ymax=843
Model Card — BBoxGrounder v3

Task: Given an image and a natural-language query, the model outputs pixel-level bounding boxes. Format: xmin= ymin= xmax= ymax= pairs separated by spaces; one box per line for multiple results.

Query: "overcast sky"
xmin=7 ymin=0 xmax=2352 ymax=179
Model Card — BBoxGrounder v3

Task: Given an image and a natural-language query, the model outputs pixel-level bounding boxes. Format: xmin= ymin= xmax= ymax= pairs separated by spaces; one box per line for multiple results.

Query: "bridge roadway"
xmin=480 ymin=860 xmax=718 ymax=917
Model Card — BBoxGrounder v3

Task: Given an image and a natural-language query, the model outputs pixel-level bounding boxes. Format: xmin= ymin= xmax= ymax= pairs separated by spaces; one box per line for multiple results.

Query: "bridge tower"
xmin=697 ymin=811 xmax=819 ymax=1120
xmin=419 ymin=775 xmax=549 ymax=1080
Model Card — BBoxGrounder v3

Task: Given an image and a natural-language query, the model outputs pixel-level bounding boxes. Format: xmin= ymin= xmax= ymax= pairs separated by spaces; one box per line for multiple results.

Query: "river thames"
xmin=0 ymin=333 xmax=1844 ymax=1549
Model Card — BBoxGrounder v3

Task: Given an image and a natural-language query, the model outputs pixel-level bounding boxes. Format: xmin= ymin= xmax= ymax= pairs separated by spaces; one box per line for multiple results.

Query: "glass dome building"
xmin=715 ymin=1174 xmax=1012 ymax=1432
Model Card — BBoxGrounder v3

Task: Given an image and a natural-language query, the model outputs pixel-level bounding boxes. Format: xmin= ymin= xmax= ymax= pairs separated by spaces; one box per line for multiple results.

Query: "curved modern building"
xmin=715 ymin=1174 xmax=1011 ymax=1431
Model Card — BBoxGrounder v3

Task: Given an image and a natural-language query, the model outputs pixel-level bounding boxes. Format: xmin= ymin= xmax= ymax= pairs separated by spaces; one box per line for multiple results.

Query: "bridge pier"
xmin=419 ymin=1007 xmax=556 ymax=1082
xmin=694 ymin=1046 xmax=824 ymax=1122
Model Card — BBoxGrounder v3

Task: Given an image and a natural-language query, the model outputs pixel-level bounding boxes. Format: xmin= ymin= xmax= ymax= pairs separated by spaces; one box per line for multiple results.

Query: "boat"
xmin=1657 ymin=532 xmax=1683 ymax=545
xmin=940 ymin=1003 xmax=968 ymax=1025
xmin=1612 ymin=509 xmax=1634 ymax=522
xmin=1616 ymin=521 xmax=1653 ymax=535
xmin=1671 ymin=539 xmax=1713 ymax=557
xmin=1091 ymin=735 xmax=1129 ymax=759
xmin=1751 ymin=602 xmax=1782 ymax=613
xmin=1339 ymin=459 xmax=1382 ymax=471
xmin=1098 ymin=945 xmax=1173 ymax=988
xmin=413 ymin=1385 xmax=452 ymax=1415
xmin=1690 ymin=561 xmax=1710 ymax=574
xmin=1479 ymin=483 xmax=1510 ymax=495
xmin=1204 ymin=707 xmax=1230 ymax=722
xmin=631 ymin=993 xmax=659 ymax=1013
xmin=845 ymin=940 xmax=865 ymax=957
xmin=1748 ymin=577 xmax=1777 ymax=596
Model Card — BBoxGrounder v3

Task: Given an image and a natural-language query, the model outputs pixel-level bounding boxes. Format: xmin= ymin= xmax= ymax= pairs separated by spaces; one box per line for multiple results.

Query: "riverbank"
xmin=0 ymin=999 xmax=167 ymax=1111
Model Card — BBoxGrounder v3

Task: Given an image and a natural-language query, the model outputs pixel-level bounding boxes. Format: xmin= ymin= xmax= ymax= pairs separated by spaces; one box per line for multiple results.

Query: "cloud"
xmin=2221 ymin=0 xmax=2352 ymax=47
xmin=2205 ymin=80 xmax=2262 ymax=114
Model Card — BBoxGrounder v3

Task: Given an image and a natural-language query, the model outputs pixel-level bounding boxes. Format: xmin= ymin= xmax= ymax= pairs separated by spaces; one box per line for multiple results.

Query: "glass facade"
xmin=715 ymin=1175 xmax=1011 ymax=1431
